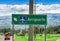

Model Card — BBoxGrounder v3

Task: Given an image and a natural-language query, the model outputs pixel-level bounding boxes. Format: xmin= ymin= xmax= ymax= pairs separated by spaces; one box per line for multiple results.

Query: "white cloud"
xmin=47 ymin=14 xmax=60 ymax=26
xmin=13 ymin=4 xmax=29 ymax=11
xmin=0 ymin=4 xmax=29 ymax=16
xmin=0 ymin=4 xmax=60 ymax=16
xmin=36 ymin=4 xmax=60 ymax=14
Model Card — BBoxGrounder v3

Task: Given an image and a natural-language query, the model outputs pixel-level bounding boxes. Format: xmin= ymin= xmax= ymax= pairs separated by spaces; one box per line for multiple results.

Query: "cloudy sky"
xmin=0 ymin=0 xmax=60 ymax=16
xmin=0 ymin=0 xmax=60 ymax=28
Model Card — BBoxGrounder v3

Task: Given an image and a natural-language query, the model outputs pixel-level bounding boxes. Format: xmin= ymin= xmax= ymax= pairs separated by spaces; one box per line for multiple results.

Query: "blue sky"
xmin=35 ymin=0 xmax=60 ymax=5
xmin=0 ymin=0 xmax=60 ymax=4
xmin=0 ymin=0 xmax=29 ymax=4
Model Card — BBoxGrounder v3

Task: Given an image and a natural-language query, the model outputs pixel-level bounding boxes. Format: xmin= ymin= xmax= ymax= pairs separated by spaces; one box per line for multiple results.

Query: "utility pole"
xmin=28 ymin=0 xmax=34 ymax=41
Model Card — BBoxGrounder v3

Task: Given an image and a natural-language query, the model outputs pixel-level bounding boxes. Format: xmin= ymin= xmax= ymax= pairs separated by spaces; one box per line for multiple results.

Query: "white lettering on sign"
xmin=28 ymin=18 xmax=45 ymax=22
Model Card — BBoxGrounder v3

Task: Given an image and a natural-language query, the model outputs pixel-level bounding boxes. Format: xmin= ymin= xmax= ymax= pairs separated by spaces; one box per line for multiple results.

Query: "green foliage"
xmin=3 ymin=28 xmax=11 ymax=33
xmin=34 ymin=26 xmax=39 ymax=34
xmin=46 ymin=26 xmax=60 ymax=34
xmin=14 ymin=34 xmax=60 ymax=41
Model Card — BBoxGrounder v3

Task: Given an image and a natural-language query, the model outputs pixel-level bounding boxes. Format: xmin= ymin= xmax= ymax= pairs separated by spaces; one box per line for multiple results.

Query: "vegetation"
xmin=14 ymin=34 xmax=60 ymax=41
xmin=0 ymin=26 xmax=59 ymax=35
xmin=0 ymin=26 xmax=60 ymax=41
xmin=14 ymin=26 xmax=60 ymax=41
xmin=34 ymin=26 xmax=60 ymax=34
xmin=0 ymin=28 xmax=12 ymax=35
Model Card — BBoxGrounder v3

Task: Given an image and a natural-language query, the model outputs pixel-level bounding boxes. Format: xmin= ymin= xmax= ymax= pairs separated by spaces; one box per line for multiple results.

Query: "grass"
xmin=14 ymin=34 xmax=60 ymax=41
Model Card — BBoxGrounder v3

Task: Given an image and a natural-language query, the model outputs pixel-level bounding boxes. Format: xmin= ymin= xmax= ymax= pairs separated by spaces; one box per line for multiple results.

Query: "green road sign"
xmin=12 ymin=14 xmax=47 ymax=25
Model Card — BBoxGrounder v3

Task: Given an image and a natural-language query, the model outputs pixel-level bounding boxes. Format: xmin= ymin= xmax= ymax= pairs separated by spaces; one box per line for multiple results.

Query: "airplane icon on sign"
xmin=19 ymin=16 xmax=26 ymax=23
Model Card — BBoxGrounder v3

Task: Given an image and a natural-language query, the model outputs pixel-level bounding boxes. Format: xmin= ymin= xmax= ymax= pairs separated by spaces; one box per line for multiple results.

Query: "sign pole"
xmin=25 ymin=25 xmax=26 ymax=36
xmin=45 ymin=25 xmax=46 ymax=41
xmin=12 ymin=25 xmax=14 ymax=41
xmin=28 ymin=0 xmax=34 ymax=41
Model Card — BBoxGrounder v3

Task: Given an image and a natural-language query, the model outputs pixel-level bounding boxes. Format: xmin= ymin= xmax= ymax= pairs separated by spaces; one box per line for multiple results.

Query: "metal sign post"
xmin=12 ymin=25 xmax=14 ymax=41
xmin=45 ymin=25 xmax=46 ymax=41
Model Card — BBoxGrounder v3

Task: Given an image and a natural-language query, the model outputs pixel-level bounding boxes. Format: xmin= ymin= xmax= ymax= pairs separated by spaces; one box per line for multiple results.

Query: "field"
xmin=14 ymin=34 xmax=60 ymax=41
